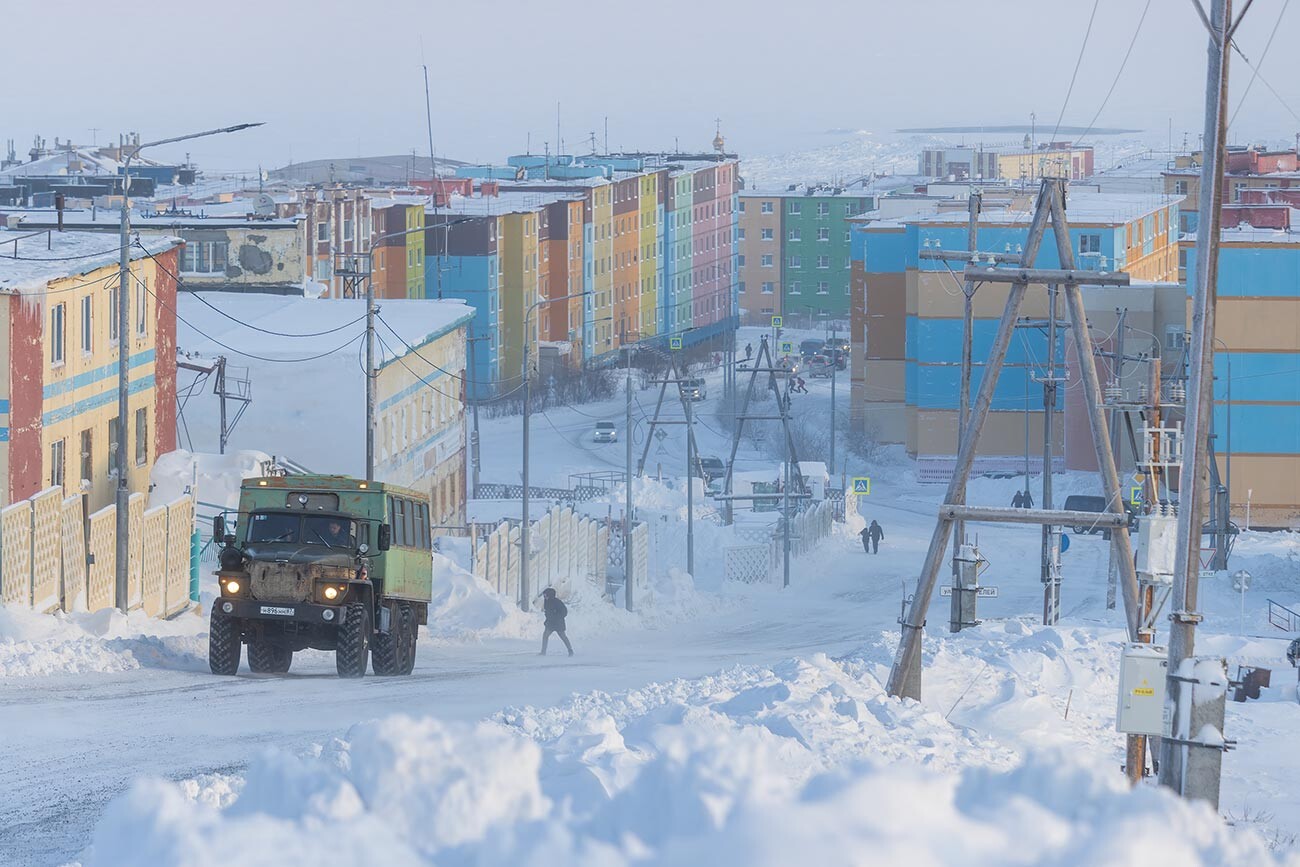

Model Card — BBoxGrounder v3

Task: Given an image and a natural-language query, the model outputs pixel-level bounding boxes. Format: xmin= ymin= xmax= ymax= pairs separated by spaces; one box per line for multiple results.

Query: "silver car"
xmin=593 ymin=421 xmax=617 ymax=443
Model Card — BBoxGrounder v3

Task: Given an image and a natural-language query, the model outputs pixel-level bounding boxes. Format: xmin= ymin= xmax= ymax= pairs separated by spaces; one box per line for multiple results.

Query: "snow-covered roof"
xmin=0 ymin=229 xmax=181 ymax=295
xmin=432 ymin=190 xmax=582 ymax=217
xmin=176 ymin=293 xmax=473 ymax=366
xmin=3 ymin=207 xmax=301 ymax=230
xmin=915 ymin=189 xmax=1179 ymax=227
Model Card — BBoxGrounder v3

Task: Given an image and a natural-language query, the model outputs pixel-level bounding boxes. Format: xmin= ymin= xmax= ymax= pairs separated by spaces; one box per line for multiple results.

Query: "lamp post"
xmin=520 ymin=290 xmax=589 ymax=611
xmin=114 ymin=123 xmax=262 ymax=614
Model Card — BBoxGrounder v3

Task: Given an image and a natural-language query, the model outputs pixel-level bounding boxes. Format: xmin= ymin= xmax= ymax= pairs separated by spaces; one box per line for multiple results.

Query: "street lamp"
xmin=115 ymin=123 xmax=262 ymax=614
xmin=520 ymin=291 xmax=589 ymax=612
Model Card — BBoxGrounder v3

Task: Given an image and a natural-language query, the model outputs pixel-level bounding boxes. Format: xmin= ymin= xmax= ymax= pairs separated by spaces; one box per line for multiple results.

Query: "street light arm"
xmin=126 ymin=123 xmax=266 ymax=162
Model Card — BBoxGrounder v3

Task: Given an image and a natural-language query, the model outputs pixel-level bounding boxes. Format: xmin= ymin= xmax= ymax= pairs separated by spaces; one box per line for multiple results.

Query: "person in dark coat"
xmin=745 ymin=343 xmax=753 ymax=360
xmin=1012 ymin=490 xmax=1025 ymax=508
xmin=858 ymin=525 xmax=872 ymax=554
xmin=1021 ymin=489 xmax=1034 ymax=508
xmin=539 ymin=587 xmax=573 ymax=656
xmin=865 ymin=519 xmax=884 ymax=554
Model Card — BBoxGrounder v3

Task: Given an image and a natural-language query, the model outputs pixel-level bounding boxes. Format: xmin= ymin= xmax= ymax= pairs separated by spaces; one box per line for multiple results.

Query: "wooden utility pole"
xmin=886 ymin=178 xmax=1145 ymax=701
xmin=1161 ymin=0 xmax=1237 ymax=805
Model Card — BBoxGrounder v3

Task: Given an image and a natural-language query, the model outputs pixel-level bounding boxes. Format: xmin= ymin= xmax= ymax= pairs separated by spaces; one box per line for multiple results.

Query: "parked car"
xmin=697 ymin=455 xmax=727 ymax=480
xmin=680 ymin=377 xmax=707 ymax=401
xmin=593 ymin=421 xmax=617 ymax=443
xmin=799 ymin=339 xmax=825 ymax=359
xmin=807 ymin=354 xmax=835 ymax=378
xmin=1062 ymin=494 xmax=1138 ymax=539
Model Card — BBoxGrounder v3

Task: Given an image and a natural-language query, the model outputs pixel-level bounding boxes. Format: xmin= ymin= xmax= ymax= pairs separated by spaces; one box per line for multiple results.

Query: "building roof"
xmin=430 ymin=190 xmax=582 ymax=217
xmin=740 ymin=182 xmax=875 ymax=199
xmin=177 ymin=293 xmax=474 ymax=366
xmin=0 ymin=229 xmax=181 ymax=295
xmin=914 ymin=189 xmax=1179 ymax=227
xmin=2 ymin=207 xmax=302 ymax=230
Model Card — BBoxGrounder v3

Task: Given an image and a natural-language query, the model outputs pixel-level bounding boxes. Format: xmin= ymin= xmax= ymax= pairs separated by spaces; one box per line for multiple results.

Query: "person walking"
xmin=539 ymin=587 xmax=574 ymax=657
xmin=1012 ymin=490 xmax=1025 ymax=508
xmin=745 ymin=342 xmax=753 ymax=360
xmin=1021 ymin=489 xmax=1034 ymax=509
xmin=866 ymin=519 xmax=884 ymax=554
xmin=858 ymin=525 xmax=872 ymax=554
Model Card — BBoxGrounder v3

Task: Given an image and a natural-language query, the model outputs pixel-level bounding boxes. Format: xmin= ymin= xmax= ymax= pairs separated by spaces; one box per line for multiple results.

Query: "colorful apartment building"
xmin=850 ymin=188 xmax=1181 ymax=480
xmin=370 ymin=199 xmax=425 ymax=299
xmin=1164 ymin=145 xmax=1300 ymax=235
xmin=996 ymin=143 xmax=1095 ymax=183
xmin=737 ymin=185 xmax=874 ymax=326
xmin=0 ymin=230 xmax=181 ymax=510
xmin=1184 ymin=208 xmax=1300 ymax=526
xmin=302 ymin=186 xmax=371 ymax=298
xmin=425 ymin=208 xmax=503 ymax=399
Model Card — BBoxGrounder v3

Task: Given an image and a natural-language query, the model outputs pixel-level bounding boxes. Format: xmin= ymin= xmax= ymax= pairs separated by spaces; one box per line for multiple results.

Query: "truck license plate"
xmin=259 ymin=605 xmax=295 ymax=616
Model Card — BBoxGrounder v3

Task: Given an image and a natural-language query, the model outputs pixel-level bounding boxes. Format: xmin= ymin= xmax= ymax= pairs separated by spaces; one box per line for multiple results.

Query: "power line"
xmin=1076 ymin=0 xmax=1153 ymax=148
xmin=1049 ymin=0 xmax=1102 ymax=144
xmin=1228 ymin=0 xmax=1296 ymax=128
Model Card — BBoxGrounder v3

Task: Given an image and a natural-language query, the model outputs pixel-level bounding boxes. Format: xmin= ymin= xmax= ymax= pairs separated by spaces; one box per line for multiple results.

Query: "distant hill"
xmin=270 ymin=154 xmax=467 ymax=185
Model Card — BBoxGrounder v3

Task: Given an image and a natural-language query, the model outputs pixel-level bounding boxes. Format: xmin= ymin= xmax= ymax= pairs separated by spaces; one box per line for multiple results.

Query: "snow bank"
xmin=150 ymin=449 xmax=272 ymax=511
xmin=87 ymin=649 xmax=1286 ymax=866
xmin=0 ymin=606 xmax=206 ymax=678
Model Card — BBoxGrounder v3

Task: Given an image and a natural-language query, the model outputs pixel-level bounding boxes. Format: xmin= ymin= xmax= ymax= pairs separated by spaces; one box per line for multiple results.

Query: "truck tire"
xmin=248 ymin=641 xmax=292 ymax=674
xmin=336 ymin=602 xmax=371 ymax=678
xmin=208 ymin=610 xmax=241 ymax=676
xmin=371 ymin=603 xmax=405 ymax=676
xmin=399 ymin=603 xmax=417 ymax=676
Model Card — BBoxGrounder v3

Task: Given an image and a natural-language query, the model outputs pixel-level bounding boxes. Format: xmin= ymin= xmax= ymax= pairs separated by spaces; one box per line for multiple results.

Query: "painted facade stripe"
xmin=42 ymin=374 xmax=156 ymax=427
xmin=43 ymin=349 xmax=157 ymax=400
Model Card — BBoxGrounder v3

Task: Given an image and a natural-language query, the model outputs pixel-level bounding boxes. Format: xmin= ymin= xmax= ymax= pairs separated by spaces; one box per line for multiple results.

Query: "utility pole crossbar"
xmin=940 ymin=505 xmax=1128 ymax=527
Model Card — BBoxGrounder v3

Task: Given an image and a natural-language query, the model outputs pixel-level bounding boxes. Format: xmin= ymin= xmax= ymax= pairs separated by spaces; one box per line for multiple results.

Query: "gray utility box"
xmin=1116 ymin=642 xmax=1170 ymax=736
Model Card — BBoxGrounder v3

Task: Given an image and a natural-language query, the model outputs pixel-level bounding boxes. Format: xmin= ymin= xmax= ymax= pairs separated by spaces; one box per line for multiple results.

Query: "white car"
xmin=593 ymin=421 xmax=617 ymax=443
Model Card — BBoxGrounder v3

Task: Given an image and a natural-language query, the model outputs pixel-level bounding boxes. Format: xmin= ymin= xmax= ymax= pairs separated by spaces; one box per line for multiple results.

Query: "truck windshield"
xmin=246 ymin=512 xmax=356 ymax=548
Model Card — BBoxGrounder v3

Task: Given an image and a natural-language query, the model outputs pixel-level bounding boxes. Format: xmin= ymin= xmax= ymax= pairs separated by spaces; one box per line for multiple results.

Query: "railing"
xmin=1267 ymin=598 xmax=1300 ymax=633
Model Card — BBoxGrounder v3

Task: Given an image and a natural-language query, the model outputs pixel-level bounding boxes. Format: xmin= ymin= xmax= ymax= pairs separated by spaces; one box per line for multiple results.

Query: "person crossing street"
xmin=539 ymin=588 xmax=574 ymax=657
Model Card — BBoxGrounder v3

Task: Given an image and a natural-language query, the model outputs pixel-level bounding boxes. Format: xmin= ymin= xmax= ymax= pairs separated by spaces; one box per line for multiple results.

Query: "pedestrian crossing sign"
xmin=852 ymin=477 xmax=871 ymax=495
xmin=1130 ymin=485 xmax=1143 ymax=505
xmin=779 ymin=340 xmax=794 ymax=354
xmin=771 ymin=315 xmax=783 ymax=328
xmin=669 ymin=336 xmax=683 ymax=351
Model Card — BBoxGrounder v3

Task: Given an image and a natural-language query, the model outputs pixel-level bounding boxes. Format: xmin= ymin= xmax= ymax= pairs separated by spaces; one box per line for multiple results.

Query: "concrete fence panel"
xmin=165 ymin=497 xmax=194 ymax=616
xmin=86 ymin=505 xmax=116 ymax=612
xmin=30 ymin=488 xmax=62 ymax=613
xmin=127 ymin=493 xmax=146 ymax=610
xmin=60 ymin=495 xmax=87 ymax=612
xmin=140 ymin=506 xmax=168 ymax=617
xmin=506 ymin=527 xmax=521 ymax=602
xmin=0 ymin=500 xmax=33 ymax=607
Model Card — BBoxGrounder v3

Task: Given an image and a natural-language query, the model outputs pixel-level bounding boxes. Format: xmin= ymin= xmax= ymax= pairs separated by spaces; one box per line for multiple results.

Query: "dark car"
xmin=799 ymin=339 xmax=825 ymax=359
xmin=1062 ymin=494 xmax=1138 ymax=539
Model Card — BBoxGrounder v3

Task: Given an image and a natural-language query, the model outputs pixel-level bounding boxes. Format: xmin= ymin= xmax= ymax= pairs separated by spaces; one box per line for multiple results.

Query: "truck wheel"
xmin=248 ymin=641 xmax=292 ymax=674
xmin=371 ymin=604 xmax=405 ymax=676
xmin=336 ymin=602 xmax=371 ymax=678
xmin=208 ymin=610 xmax=241 ymax=676
xmin=399 ymin=603 xmax=417 ymax=676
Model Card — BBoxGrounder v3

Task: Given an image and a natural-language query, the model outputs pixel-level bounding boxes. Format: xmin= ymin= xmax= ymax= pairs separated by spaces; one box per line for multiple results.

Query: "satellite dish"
xmin=253 ymin=193 xmax=276 ymax=216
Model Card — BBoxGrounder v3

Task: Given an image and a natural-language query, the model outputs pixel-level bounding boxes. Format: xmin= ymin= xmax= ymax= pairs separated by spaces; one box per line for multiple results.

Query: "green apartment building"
xmin=738 ymin=184 xmax=873 ymax=326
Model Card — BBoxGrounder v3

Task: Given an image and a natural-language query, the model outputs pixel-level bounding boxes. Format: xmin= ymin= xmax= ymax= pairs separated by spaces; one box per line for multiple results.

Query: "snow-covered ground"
xmin=4 ymin=327 xmax=1300 ymax=865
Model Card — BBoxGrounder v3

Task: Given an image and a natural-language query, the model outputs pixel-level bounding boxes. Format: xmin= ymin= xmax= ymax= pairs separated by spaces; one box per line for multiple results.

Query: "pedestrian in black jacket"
xmin=865 ymin=519 xmax=884 ymax=554
xmin=540 ymin=587 xmax=574 ymax=656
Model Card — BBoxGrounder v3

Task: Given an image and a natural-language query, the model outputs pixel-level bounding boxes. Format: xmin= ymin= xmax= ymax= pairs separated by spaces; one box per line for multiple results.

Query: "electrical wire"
xmin=1075 ymin=0 xmax=1153 ymax=148
xmin=1049 ymin=0 xmax=1102 ymax=144
xmin=1228 ymin=0 xmax=1295 ymax=128
xmin=0 ymin=241 xmax=130 ymax=262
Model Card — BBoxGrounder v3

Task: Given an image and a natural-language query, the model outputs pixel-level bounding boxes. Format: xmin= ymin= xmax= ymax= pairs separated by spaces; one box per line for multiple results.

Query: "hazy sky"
xmin=2 ymin=0 xmax=1295 ymax=172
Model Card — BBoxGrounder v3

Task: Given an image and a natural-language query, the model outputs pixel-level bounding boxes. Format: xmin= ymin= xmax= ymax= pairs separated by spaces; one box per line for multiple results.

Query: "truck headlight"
xmin=324 ymin=586 xmax=339 ymax=601
xmin=224 ymin=579 xmax=241 ymax=595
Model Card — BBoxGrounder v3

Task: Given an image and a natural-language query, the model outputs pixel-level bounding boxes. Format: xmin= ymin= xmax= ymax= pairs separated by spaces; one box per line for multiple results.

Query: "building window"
xmin=738 ymin=201 xmax=746 ymax=213
xmin=738 ymin=281 xmax=747 ymax=294
xmin=761 ymin=228 xmax=774 ymax=241
xmin=80 ymin=295 xmax=93 ymax=354
xmin=80 ymin=428 xmax=93 ymax=487
xmin=817 ymin=203 xmax=830 ymax=216
xmin=181 ymin=240 xmax=229 ymax=274
xmin=788 ymin=202 xmax=801 ymax=215
xmin=1165 ymin=325 xmax=1187 ymax=350
xmin=1174 ymin=180 xmax=1188 ymax=195
xmin=818 ymin=228 xmax=830 ymax=242
xmin=737 ymin=228 xmax=746 ymax=240
xmin=762 ymin=281 xmax=774 ymax=294
xmin=817 ymin=281 xmax=829 ymax=294
xmin=317 ymin=222 xmax=329 ymax=242
xmin=788 ymin=255 xmax=802 ymax=269
xmin=1079 ymin=234 xmax=1102 ymax=254
xmin=817 ymin=255 xmax=830 ymax=269
xmin=845 ymin=230 xmax=852 ymax=242
xmin=845 ymin=203 xmax=855 ymax=215
xmin=738 ymin=254 xmax=746 ymax=267
xmin=761 ymin=254 xmax=773 ymax=268
xmin=343 ymin=219 xmax=354 ymax=241
xmin=788 ymin=229 xmax=801 ymax=241
xmin=108 ymin=285 xmax=119 ymax=343
xmin=136 ymin=280 xmax=148 ymax=337
xmin=108 ymin=417 xmax=119 ymax=477
xmin=134 ymin=408 xmax=148 ymax=467
xmin=761 ymin=202 xmax=773 ymax=214
xmin=50 ymin=303 xmax=66 ymax=365
xmin=788 ymin=282 xmax=802 ymax=295
xmin=50 ymin=439 xmax=65 ymax=489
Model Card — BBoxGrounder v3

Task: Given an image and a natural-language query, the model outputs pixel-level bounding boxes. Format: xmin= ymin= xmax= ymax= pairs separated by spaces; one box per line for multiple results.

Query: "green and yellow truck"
xmin=208 ymin=474 xmax=433 ymax=678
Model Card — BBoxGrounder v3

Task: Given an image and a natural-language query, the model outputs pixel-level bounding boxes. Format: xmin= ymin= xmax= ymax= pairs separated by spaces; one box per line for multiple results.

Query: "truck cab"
xmin=208 ymin=475 xmax=433 ymax=678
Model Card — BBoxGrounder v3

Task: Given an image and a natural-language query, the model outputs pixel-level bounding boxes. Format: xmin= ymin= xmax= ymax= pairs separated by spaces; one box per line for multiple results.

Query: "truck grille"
xmin=249 ymin=562 xmax=312 ymax=602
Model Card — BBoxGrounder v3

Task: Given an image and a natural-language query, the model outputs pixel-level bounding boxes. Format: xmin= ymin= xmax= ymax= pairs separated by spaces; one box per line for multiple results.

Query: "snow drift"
xmin=86 ymin=649 xmax=1286 ymax=866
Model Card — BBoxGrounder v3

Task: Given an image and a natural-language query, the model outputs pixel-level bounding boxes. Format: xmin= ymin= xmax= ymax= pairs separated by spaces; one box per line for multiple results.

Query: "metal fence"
xmin=0 ymin=486 xmax=195 ymax=616
xmin=475 ymin=482 xmax=613 ymax=505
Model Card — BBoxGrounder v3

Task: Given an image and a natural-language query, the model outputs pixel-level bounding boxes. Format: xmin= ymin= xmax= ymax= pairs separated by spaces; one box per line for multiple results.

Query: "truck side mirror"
xmin=378 ymin=523 xmax=392 ymax=551
xmin=213 ymin=515 xmax=226 ymax=540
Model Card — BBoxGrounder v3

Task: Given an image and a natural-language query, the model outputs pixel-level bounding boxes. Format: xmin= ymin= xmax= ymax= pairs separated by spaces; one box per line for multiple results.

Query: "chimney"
xmin=55 ymin=193 xmax=65 ymax=231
